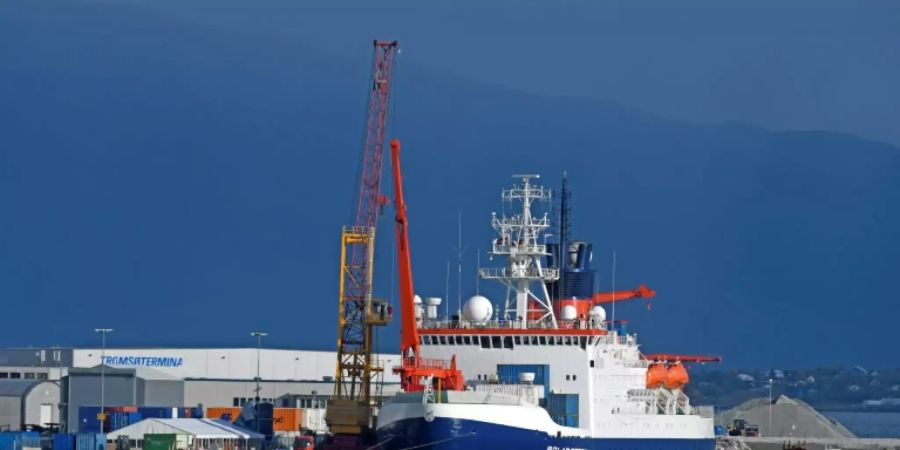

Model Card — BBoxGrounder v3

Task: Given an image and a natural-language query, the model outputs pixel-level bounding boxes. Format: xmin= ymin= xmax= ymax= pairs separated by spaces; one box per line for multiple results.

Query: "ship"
xmin=376 ymin=172 xmax=716 ymax=450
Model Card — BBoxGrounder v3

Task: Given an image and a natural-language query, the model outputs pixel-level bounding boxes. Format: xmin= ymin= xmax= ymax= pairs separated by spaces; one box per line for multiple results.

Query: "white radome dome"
xmin=590 ymin=305 xmax=607 ymax=323
xmin=560 ymin=305 xmax=578 ymax=321
xmin=462 ymin=295 xmax=493 ymax=323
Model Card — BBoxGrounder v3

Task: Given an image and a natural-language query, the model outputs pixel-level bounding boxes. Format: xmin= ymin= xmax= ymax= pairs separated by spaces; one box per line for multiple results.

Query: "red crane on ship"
xmin=390 ymin=139 xmax=465 ymax=393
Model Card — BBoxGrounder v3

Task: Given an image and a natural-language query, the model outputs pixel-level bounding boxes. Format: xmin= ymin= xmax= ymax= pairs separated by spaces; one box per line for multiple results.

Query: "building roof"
xmin=0 ymin=379 xmax=50 ymax=397
xmin=106 ymin=419 xmax=263 ymax=440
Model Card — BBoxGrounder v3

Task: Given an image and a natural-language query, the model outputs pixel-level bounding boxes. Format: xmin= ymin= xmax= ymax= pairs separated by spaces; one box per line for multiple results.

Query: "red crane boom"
xmin=592 ymin=284 xmax=657 ymax=304
xmin=390 ymin=139 xmax=464 ymax=392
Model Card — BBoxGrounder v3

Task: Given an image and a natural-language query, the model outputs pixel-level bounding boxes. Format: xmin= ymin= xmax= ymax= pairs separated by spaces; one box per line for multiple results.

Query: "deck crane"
xmin=325 ymin=40 xmax=398 ymax=443
xmin=389 ymin=139 xmax=465 ymax=393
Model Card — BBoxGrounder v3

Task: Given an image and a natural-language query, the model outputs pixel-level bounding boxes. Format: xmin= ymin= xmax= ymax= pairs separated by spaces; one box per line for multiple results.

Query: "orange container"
xmin=207 ymin=407 xmax=241 ymax=421
xmin=272 ymin=408 xmax=303 ymax=432
xmin=206 ymin=407 xmax=303 ymax=432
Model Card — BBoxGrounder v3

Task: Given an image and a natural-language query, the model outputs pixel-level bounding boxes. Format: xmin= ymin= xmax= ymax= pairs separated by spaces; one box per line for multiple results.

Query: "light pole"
xmin=250 ymin=332 xmax=267 ymax=433
xmin=94 ymin=328 xmax=114 ymax=432
xmin=768 ymin=378 xmax=774 ymax=436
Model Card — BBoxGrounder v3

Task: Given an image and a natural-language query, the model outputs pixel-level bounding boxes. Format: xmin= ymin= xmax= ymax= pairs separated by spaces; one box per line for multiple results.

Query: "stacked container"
xmin=74 ymin=434 xmax=105 ymax=450
xmin=206 ymin=407 xmax=302 ymax=432
xmin=0 ymin=432 xmax=41 ymax=450
xmin=52 ymin=434 xmax=76 ymax=450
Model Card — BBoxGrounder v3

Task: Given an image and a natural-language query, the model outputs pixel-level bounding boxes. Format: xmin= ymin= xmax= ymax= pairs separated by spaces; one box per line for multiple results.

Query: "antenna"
xmin=453 ymin=211 xmax=468 ymax=319
xmin=445 ymin=261 xmax=450 ymax=321
xmin=612 ymin=250 xmax=617 ymax=333
xmin=476 ymin=248 xmax=481 ymax=294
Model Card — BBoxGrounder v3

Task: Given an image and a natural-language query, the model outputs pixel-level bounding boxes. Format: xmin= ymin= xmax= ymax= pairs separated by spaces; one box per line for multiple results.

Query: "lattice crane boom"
xmin=327 ymin=40 xmax=398 ymax=439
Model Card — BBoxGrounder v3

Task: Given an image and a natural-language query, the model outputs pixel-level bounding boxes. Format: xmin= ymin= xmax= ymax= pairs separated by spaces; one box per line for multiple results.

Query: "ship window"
xmin=590 ymin=360 xmax=595 ymax=368
xmin=503 ymin=336 xmax=513 ymax=349
xmin=573 ymin=375 xmax=577 ymax=381
xmin=447 ymin=336 xmax=455 ymax=345
xmin=531 ymin=336 xmax=539 ymax=345
xmin=514 ymin=336 xmax=521 ymax=345
xmin=580 ymin=337 xmax=587 ymax=349
xmin=566 ymin=375 xmax=570 ymax=381
xmin=539 ymin=336 xmax=547 ymax=345
xmin=491 ymin=336 xmax=501 ymax=348
xmin=464 ymin=336 xmax=471 ymax=345
xmin=480 ymin=336 xmax=490 ymax=349
xmin=439 ymin=336 xmax=447 ymax=345
xmin=548 ymin=336 xmax=556 ymax=346
xmin=456 ymin=336 xmax=463 ymax=345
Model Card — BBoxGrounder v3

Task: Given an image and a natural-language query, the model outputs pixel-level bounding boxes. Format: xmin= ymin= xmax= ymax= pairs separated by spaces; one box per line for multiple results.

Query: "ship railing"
xmin=479 ymin=266 xmax=559 ymax=280
xmin=489 ymin=242 xmax=550 ymax=255
xmin=401 ymin=357 xmax=450 ymax=369
xmin=421 ymin=319 xmax=568 ymax=330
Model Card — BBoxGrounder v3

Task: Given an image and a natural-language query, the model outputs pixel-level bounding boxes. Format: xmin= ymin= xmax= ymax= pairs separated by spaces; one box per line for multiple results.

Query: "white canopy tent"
xmin=107 ymin=419 xmax=264 ymax=450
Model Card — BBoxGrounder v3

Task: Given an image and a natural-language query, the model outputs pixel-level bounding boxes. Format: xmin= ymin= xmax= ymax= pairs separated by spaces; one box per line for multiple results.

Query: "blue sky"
xmin=1 ymin=0 xmax=898 ymax=368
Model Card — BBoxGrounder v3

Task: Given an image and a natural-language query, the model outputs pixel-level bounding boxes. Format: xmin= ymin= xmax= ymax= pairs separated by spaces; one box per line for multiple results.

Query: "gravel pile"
xmin=716 ymin=395 xmax=855 ymax=439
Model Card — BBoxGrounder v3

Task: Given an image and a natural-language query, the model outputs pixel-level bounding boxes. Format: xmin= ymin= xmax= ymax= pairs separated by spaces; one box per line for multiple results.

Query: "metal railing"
xmin=479 ymin=266 xmax=559 ymax=280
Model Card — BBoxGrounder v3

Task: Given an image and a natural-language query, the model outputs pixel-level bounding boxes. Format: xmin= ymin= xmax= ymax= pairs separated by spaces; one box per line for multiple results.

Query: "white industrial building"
xmin=0 ymin=347 xmax=401 ymax=432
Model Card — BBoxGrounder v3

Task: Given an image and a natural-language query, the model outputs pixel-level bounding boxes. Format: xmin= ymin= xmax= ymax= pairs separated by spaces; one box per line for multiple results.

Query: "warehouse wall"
xmin=0 ymin=396 xmax=21 ymax=430
xmin=143 ymin=380 xmax=184 ymax=407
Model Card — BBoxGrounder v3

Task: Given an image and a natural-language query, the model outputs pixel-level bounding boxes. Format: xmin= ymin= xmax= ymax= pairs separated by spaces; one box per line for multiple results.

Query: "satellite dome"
xmin=462 ymin=295 xmax=493 ymax=324
xmin=589 ymin=305 xmax=607 ymax=323
xmin=560 ymin=305 xmax=578 ymax=321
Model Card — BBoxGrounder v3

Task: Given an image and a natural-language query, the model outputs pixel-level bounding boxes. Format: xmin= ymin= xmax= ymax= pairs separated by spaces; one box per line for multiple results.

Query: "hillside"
xmin=1 ymin=1 xmax=898 ymax=367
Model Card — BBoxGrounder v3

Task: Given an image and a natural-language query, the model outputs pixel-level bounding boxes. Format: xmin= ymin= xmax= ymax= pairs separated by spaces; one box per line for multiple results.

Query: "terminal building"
xmin=0 ymin=347 xmax=401 ymax=432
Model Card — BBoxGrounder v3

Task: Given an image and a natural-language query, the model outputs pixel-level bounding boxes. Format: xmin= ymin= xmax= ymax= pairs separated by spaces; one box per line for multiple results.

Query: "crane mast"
xmin=326 ymin=40 xmax=398 ymax=440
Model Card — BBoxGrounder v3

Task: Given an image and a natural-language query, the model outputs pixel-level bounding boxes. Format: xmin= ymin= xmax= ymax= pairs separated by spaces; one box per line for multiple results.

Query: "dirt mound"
xmin=716 ymin=395 xmax=855 ymax=439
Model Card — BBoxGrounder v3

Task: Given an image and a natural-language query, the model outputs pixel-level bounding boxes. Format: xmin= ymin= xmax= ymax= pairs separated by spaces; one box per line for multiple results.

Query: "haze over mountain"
xmin=1 ymin=1 xmax=898 ymax=368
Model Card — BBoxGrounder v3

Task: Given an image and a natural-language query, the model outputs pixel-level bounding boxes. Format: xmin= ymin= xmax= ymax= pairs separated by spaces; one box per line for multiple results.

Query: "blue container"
xmin=53 ymin=434 xmax=75 ymax=450
xmin=496 ymin=364 xmax=551 ymax=398
xmin=547 ymin=393 xmax=579 ymax=427
xmin=74 ymin=434 xmax=104 ymax=450
xmin=0 ymin=432 xmax=41 ymax=450
xmin=77 ymin=407 xmax=102 ymax=433
xmin=137 ymin=407 xmax=173 ymax=419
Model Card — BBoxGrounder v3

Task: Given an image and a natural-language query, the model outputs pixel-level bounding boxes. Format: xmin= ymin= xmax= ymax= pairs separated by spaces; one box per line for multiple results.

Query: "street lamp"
xmin=768 ymin=378 xmax=774 ymax=436
xmin=94 ymin=328 xmax=114 ymax=431
xmin=250 ymin=332 xmax=268 ymax=433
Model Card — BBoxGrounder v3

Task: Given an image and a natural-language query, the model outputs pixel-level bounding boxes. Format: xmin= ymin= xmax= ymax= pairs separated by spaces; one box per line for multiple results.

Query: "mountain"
xmin=1 ymin=1 xmax=898 ymax=367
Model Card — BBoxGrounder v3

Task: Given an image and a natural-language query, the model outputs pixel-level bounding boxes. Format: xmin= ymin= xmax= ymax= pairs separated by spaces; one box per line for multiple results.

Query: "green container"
xmin=142 ymin=435 xmax=178 ymax=450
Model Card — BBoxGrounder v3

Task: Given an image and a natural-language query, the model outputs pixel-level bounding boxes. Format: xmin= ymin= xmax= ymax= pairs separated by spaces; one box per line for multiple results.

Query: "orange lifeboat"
xmin=646 ymin=363 xmax=668 ymax=389
xmin=665 ymin=362 xmax=690 ymax=389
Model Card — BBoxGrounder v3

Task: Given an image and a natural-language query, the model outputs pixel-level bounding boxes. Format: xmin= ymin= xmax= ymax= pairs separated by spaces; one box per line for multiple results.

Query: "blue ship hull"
xmin=377 ymin=417 xmax=715 ymax=450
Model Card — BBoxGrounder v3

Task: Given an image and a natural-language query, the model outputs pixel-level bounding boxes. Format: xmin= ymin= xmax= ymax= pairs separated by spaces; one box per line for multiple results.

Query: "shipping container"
xmin=496 ymin=364 xmax=551 ymax=399
xmin=53 ymin=434 xmax=76 ymax=450
xmin=271 ymin=408 xmax=301 ymax=432
xmin=205 ymin=407 xmax=240 ymax=422
xmin=75 ymin=434 xmax=105 ymax=450
xmin=299 ymin=409 xmax=326 ymax=433
xmin=0 ymin=432 xmax=41 ymax=450
xmin=77 ymin=407 xmax=102 ymax=433
xmin=546 ymin=393 xmax=579 ymax=427
xmin=104 ymin=407 xmax=137 ymax=414
xmin=206 ymin=407 xmax=301 ymax=432
xmin=135 ymin=408 xmax=172 ymax=420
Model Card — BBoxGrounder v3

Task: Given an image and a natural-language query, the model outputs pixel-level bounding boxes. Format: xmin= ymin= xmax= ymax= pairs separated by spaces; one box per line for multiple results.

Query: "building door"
xmin=40 ymin=403 xmax=52 ymax=426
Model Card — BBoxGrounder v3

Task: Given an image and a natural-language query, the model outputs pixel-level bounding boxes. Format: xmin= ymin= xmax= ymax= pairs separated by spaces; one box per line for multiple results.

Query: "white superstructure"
xmin=377 ymin=176 xmax=715 ymax=448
